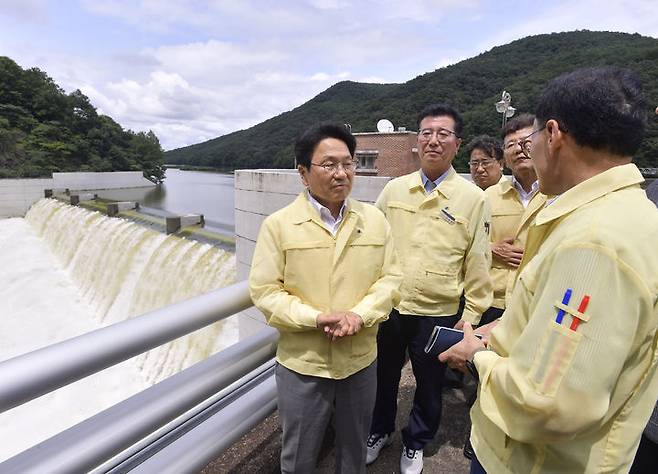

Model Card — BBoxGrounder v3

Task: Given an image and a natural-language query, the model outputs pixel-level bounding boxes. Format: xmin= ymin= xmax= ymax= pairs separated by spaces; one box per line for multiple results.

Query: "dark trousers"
xmin=370 ymin=309 xmax=459 ymax=450
xmin=276 ymin=362 xmax=377 ymax=474
xmin=630 ymin=434 xmax=658 ymax=474
xmin=479 ymin=306 xmax=504 ymax=327
xmin=470 ymin=455 xmax=487 ymax=474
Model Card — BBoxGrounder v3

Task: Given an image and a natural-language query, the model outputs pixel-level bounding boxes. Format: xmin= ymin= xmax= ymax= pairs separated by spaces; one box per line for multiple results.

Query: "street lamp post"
xmin=495 ymin=91 xmax=516 ymax=129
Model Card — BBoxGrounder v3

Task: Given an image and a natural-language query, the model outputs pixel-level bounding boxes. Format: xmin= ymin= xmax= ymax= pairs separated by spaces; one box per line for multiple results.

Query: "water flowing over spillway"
xmin=0 ymin=198 xmax=237 ymax=461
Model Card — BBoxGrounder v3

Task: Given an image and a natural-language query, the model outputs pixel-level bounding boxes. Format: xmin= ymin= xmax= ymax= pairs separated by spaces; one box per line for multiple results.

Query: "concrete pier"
xmin=165 ymin=214 xmax=205 ymax=234
xmin=107 ymin=201 xmax=139 ymax=217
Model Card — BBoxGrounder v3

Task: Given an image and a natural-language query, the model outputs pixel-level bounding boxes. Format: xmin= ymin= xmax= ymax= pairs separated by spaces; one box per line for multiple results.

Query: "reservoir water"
xmin=96 ymin=168 xmax=236 ymax=234
xmin=0 ymin=170 xmax=239 ymax=462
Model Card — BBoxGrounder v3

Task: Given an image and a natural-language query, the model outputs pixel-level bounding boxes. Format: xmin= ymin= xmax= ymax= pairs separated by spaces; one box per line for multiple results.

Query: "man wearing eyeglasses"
xmin=481 ymin=114 xmax=547 ymax=326
xmin=467 ymin=135 xmax=504 ymax=191
xmin=440 ymin=67 xmax=658 ymax=473
xmin=367 ymin=104 xmax=492 ymax=474
xmin=249 ymin=122 xmax=402 ymax=473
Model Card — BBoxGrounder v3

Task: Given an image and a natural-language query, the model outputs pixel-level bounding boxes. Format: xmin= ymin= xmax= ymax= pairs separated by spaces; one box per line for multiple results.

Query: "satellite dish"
xmin=377 ymin=119 xmax=395 ymax=133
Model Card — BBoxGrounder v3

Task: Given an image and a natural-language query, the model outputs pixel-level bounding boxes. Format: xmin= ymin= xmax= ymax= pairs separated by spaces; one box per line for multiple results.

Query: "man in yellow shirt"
xmin=485 ymin=114 xmax=546 ymax=323
xmin=367 ymin=104 xmax=492 ymax=474
xmin=440 ymin=66 xmax=658 ymax=473
xmin=468 ymin=135 xmax=504 ymax=191
xmin=249 ymin=123 xmax=402 ymax=473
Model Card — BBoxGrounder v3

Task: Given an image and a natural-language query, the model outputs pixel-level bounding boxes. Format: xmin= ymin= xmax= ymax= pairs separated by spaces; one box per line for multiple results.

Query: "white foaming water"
xmin=0 ymin=198 xmax=237 ymax=461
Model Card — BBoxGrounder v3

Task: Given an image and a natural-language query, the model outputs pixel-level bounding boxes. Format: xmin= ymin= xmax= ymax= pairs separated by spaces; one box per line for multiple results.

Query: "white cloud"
xmin=3 ymin=0 xmax=656 ymax=152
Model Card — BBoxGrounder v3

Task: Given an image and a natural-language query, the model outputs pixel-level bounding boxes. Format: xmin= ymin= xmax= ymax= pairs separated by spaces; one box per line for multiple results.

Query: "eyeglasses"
xmin=418 ymin=127 xmax=458 ymax=143
xmin=310 ymin=160 xmax=358 ymax=174
xmin=468 ymin=158 xmax=498 ymax=169
xmin=518 ymin=125 xmax=546 ymax=158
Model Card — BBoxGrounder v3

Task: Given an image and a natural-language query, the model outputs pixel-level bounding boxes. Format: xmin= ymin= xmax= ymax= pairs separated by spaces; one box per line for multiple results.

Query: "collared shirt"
xmin=511 ymin=176 xmax=539 ymax=208
xmin=472 ymin=163 xmax=658 ymax=473
xmin=420 ymin=168 xmax=450 ymax=194
xmin=306 ymin=190 xmax=346 ymax=236
xmin=485 ymin=177 xmax=546 ymax=309
xmin=376 ymin=167 xmax=492 ymax=323
xmin=249 ymin=192 xmax=402 ymax=379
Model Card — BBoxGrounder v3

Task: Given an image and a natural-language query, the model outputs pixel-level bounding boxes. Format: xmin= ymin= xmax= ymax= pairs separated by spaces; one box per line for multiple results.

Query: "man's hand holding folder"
xmin=437 ymin=322 xmax=488 ymax=374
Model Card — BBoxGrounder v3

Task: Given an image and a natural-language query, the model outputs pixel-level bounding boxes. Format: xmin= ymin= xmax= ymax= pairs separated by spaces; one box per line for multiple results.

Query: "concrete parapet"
xmin=107 ymin=201 xmax=139 ymax=217
xmin=166 ymin=214 xmax=204 ymax=234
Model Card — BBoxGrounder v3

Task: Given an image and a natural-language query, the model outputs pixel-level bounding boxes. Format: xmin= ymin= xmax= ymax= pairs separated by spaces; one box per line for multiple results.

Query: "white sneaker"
xmin=400 ymin=445 xmax=423 ymax=474
xmin=366 ymin=433 xmax=392 ymax=465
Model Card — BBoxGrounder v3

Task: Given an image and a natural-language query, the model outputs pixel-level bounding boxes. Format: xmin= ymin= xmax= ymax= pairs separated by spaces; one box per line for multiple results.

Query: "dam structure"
xmin=0 ymin=169 xmax=394 ymax=471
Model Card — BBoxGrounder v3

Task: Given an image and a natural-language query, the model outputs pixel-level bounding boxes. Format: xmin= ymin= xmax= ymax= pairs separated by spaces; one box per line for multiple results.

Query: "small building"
xmin=353 ymin=130 xmax=419 ymax=177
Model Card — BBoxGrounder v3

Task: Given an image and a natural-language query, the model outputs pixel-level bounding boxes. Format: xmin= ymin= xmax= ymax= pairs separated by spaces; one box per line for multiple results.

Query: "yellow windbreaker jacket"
xmin=376 ymin=168 xmax=492 ymax=324
xmin=485 ymin=177 xmax=546 ymax=309
xmin=472 ymin=164 xmax=658 ymax=473
xmin=249 ymin=193 xmax=402 ymax=379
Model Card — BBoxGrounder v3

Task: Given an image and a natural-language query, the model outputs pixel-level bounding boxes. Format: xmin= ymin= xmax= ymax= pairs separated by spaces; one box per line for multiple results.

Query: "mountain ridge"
xmin=165 ymin=30 xmax=658 ymax=171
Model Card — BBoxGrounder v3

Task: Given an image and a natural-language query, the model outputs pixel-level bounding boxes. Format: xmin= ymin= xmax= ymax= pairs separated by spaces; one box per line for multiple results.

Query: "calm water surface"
xmin=96 ymin=169 xmax=235 ymax=233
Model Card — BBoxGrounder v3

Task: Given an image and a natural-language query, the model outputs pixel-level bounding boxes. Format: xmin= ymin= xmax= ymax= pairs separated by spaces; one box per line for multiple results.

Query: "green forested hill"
xmin=165 ymin=31 xmax=658 ymax=171
xmin=0 ymin=57 xmax=165 ymax=182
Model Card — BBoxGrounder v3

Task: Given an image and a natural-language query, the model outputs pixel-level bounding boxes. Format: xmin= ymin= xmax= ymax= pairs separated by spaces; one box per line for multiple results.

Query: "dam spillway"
xmin=0 ymin=198 xmax=237 ymax=461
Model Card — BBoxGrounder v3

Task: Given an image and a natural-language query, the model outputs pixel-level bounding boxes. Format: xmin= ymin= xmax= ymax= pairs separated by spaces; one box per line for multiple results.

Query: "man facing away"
xmin=367 ymin=104 xmax=492 ymax=474
xmin=485 ymin=114 xmax=547 ymax=323
xmin=249 ymin=122 xmax=402 ymax=473
xmin=440 ymin=66 xmax=658 ymax=473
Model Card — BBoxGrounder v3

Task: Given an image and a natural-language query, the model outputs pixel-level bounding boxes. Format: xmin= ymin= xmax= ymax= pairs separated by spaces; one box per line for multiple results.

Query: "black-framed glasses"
xmin=519 ymin=125 xmax=546 ymax=158
xmin=310 ymin=160 xmax=358 ymax=174
xmin=418 ymin=127 xmax=458 ymax=143
xmin=468 ymin=158 xmax=498 ymax=169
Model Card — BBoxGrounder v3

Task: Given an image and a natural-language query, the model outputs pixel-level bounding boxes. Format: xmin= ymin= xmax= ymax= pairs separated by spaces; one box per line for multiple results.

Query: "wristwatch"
xmin=466 ymin=348 xmax=486 ymax=382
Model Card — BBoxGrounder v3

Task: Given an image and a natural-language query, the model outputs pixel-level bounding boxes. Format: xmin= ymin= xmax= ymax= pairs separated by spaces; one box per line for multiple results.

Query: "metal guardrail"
xmin=0 ymin=280 xmax=252 ymax=413
xmin=0 ymin=328 xmax=278 ymax=474
xmin=124 ymin=360 xmax=277 ymax=474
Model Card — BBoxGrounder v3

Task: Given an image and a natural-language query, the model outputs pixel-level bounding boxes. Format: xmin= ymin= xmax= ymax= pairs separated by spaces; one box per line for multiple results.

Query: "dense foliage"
xmin=0 ymin=57 xmax=165 ymax=182
xmin=165 ymin=31 xmax=658 ymax=171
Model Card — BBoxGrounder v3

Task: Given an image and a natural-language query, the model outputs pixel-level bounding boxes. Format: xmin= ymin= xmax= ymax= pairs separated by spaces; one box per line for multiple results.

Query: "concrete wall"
xmin=0 ymin=178 xmax=54 ymax=218
xmin=235 ymin=169 xmax=394 ymax=339
xmin=53 ymin=171 xmax=154 ymax=191
xmin=0 ymin=171 xmax=154 ymax=218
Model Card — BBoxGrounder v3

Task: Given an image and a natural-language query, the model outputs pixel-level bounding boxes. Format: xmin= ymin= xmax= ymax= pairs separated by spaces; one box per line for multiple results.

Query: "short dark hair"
xmin=535 ymin=67 xmax=648 ymax=156
xmin=502 ymin=113 xmax=535 ymax=140
xmin=294 ymin=122 xmax=356 ymax=169
xmin=417 ymin=103 xmax=464 ymax=137
xmin=466 ymin=135 xmax=503 ymax=162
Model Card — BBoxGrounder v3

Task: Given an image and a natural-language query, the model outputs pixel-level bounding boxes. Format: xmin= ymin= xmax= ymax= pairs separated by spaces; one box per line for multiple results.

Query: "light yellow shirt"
xmin=486 ymin=177 xmax=546 ymax=309
xmin=471 ymin=163 xmax=658 ymax=473
xmin=249 ymin=193 xmax=402 ymax=379
xmin=376 ymin=168 xmax=492 ymax=324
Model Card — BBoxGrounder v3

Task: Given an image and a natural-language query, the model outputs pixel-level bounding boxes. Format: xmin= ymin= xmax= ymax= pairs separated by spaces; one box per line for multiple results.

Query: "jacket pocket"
xmin=413 ymin=266 xmax=459 ymax=305
xmin=529 ymin=320 xmax=583 ymax=397
xmin=282 ymin=241 xmax=332 ymax=286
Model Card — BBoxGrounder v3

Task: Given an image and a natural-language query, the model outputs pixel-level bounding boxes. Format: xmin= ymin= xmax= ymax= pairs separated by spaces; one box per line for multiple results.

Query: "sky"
xmin=1 ymin=0 xmax=656 ymax=151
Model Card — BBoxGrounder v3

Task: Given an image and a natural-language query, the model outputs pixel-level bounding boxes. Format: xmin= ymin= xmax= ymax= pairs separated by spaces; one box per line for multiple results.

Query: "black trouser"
xmin=630 ymin=434 xmax=658 ymax=474
xmin=370 ymin=309 xmax=459 ymax=450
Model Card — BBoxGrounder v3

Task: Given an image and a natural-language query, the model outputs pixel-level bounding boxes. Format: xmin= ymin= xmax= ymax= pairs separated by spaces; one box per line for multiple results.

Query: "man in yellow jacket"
xmin=485 ymin=114 xmax=546 ymax=322
xmin=249 ymin=122 xmax=402 ymax=473
xmin=440 ymin=66 xmax=658 ymax=473
xmin=367 ymin=104 xmax=492 ymax=474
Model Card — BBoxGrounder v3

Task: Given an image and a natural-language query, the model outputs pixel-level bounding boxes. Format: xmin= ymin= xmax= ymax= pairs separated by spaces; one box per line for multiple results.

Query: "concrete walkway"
xmin=203 ymin=363 xmax=473 ymax=473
